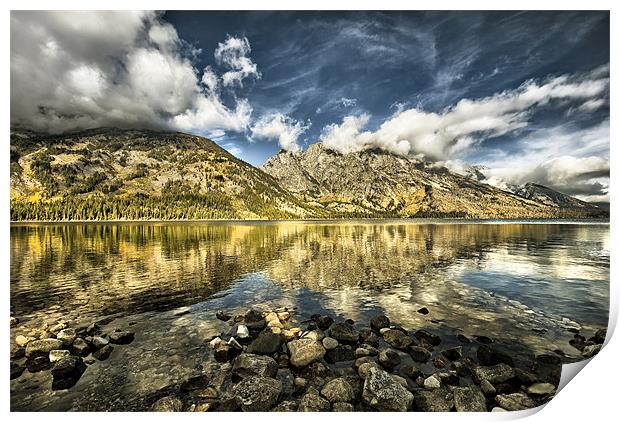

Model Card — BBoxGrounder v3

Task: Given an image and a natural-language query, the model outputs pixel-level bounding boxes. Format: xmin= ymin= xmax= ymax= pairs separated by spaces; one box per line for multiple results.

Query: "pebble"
xmin=423 ymin=374 xmax=441 ymax=389
xmin=49 ymin=349 xmax=71 ymax=363
xmin=322 ymin=337 xmax=339 ymax=350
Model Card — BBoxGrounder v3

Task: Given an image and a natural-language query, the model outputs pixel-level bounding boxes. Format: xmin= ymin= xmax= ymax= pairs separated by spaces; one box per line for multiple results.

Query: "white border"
xmin=2 ymin=2 xmax=617 ymax=420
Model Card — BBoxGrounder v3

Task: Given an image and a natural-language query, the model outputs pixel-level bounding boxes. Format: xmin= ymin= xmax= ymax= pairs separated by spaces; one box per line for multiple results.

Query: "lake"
xmin=10 ymin=220 xmax=610 ymax=410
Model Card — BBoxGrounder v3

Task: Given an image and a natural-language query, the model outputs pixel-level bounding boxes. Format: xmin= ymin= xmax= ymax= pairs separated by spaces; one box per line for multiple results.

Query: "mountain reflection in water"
xmin=10 ymin=221 xmax=609 ymax=411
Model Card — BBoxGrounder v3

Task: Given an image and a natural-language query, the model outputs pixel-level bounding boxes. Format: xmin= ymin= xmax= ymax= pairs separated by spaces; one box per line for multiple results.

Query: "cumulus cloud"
xmin=214 ymin=35 xmax=261 ymax=88
xmin=475 ymin=121 xmax=610 ymax=201
xmin=319 ymin=66 xmax=609 ymax=161
xmin=250 ymin=113 xmax=310 ymax=152
xmin=10 ymin=11 xmax=254 ymax=135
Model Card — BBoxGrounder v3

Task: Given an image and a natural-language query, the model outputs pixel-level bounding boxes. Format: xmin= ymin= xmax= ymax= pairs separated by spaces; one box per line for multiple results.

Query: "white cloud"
xmin=250 ymin=113 xmax=310 ymax=152
xmin=319 ymin=67 xmax=609 ymax=161
xmin=10 ymin=11 xmax=255 ymax=135
xmin=214 ymin=35 xmax=261 ymax=88
xmin=476 ymin=121 xmax=610 ymax=201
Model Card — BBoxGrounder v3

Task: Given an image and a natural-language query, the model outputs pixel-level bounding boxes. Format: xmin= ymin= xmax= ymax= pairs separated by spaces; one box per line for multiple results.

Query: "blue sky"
xmin=10 ymin=11 xmax=610 ymax=200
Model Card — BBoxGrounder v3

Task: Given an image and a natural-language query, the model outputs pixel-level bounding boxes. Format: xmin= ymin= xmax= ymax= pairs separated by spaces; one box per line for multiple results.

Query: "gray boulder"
xmin=414 ymin=389 xmax=454 ymax=411
xmin=454 ymin=387 xmax=487 ymax=412
xmin=288 ymin=338 xmax=326 ymax=367
xmin=329 ymin=323 xmax=359 ymax=343
xmin=298 ymin=387 xmax=331 ymax=411
xmin=232 ymin=353 xmax=278 ymax=378
xmin=362 ymin=367 xmax=413 ymax=411
xmin=234 ymin=376 xmax=282 ymax=411
xmin=321 ymin=377 xmax=356 ymax=403
xmin=383 ymin=329 xmax=413 ymax=350
xmin=25 ymin=338 xmax=63 ymax=358
xmin=473 ymin=363 xmax=515 ymax=384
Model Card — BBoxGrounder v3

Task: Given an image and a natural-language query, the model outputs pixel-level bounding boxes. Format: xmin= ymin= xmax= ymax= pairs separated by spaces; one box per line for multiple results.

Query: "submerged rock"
xmin=362 ymin=367 xmax=413 ymax=411
xmin=441 ymin=346 xmax=463 ymax=361
xmin=288 ymin=338 xmax=326 ymax=367
xmin=233 ymin=376 xmax=282 ymax=411
xmin=477 ymin=345 xmax=514 ymax=366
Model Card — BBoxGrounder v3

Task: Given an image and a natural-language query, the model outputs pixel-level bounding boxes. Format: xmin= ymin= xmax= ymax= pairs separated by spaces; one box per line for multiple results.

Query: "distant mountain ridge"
xmin=261 ymin=143 xmax=607 ymax=219
xmin=10 ymin=127 xmax=608 ymax=220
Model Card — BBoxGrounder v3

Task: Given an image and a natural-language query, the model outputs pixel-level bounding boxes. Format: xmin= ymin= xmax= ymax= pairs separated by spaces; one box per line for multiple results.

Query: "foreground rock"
xmin=233 ymin=376 xmax=282 ymax=411
xmin=25 ymin=339 xmax=63 ymax=358
xmin=321 ymin=377 xmax=355 ymax=403
xmin=232 ymin=353 xmax=278 ymax=379
xmin=288 ymin=338 xmax=326 ymax=367
xmin=362 ymin=367 xmax=413 ymax=411
xmin=454 ymin=387 xmax=487 ymax=412
xmin=152 ymin=396 xmax=183 ymax=411
xmin=495 ymin=393 xmax=536 ymax=411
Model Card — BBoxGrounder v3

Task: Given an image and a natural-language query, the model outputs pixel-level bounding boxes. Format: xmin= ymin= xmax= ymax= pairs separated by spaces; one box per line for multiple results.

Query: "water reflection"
xmin=11 ymin=222 xmax=609 ymax=327
xmin=10 ymin=221 xmax=609 ymax=411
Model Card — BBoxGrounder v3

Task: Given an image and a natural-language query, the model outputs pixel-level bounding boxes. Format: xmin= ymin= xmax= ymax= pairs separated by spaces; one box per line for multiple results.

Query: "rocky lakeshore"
xmin=11 ymin=305 xmax=605 ymax=412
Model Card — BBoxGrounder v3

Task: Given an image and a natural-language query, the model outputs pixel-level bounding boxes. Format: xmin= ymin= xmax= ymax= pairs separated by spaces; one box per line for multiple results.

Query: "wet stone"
xmin=378 ymin=348 xmax=401 ymax=370
xmin=49 ymin=349 xmax=71 ymax=363
xmin=424 ymin=374 xmax=441 ymax=389
xmin=298 ymin=387 xmax=330 ymax=412
xmin=71 ymin=338 xmax=91 ymax=357
xmin=332 ymin=402 xmax=354 ymax=412
xmin=316 ymin=315 xmax=335 ymax=331
xmin=25 ymin=338 xmax=63 ymax=358
xmin=234 ymin=376 xmax=282 ymax=411
xmin=382 ymin=329 xmax=413 ymax=350
xmin=232 ymin=353 xmax=278 ymax=379
xmin=582 ymin=344 xmax=602 ymax=359
xmin=480 ymin=379 xmax=497 ymax=395
xmin=414 ymin=388 xmax=455 ymax=412
xmin=410 ymin=345 xmax=431 ymax=363
xmin=457 ymin=334 xmax=472 ymax=343
xmin=273 ymin=400 xmax=298 ymax=411
xmin=325 ymin=345 xmax=356 ymax=363
xmin=441 ymin=346 xmax=463 ymax=361
xmin=91 ymin=336 xmax=109 ymax=350
xmin=322 ymin=337 xmax=339 ymax=350
xmin=288 ymin=338 xmax=326 ymax=367
xmin=214 ymin=344 xmax=239 ymax=363
xmin=26 ymin=356 xmax=52 ymax=373
xmin=454 ymin=386 xmax=487 ymax=412
xmin=359 ymin=329 xmax=379 ymax=347
xmin=527 ymin=382 xmax=556 ymax=396
xmin=56 ymin=328 xmax=77 ymax=347
xmin=495 ymin=393 xmax=536 ymax=411
xmin=370 ymin=314 xmax=390 ymax=332
xmin=473 ymin=364 xmax=515 ymax=384
xmin=216 ymin=310 xmax=231 ymax=321
xmin=246 ymin=331 xmax=282 ymax=355
xmin=152 ymin=396 xmax=183 ymax=412
xmin=417 ymin=307 xmax=429 ymax=315
xmin=93 ymin=344 xmax=114 ymax=361
xmin=51 ymin=356 xmax=87 ymax=390
xmin=362 ymin=367 xmax=413 ymax=411
xmin=414 ymin=330 xmax=441 ymax=346
xmin=109 ymin=331 xmax=134 ymax=345
xmin=11 ymin=361 xmax=25 ymax=379
xmin=477 ymin=345 xmax=514 ymax=366
xmin=329 ymin=323 xmax=359 ymax=343
xmin=10 ymin=344 xmax=25 ymax=360
xmin=321 ymin=377 xmax=356 ymax=403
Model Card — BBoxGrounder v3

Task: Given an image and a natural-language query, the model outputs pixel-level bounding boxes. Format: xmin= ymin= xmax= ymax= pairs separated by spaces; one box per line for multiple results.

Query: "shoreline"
xmin=10 ymin=217 xmax=611 ymax=225
xmin=10 ymin=305 xmax=605 ymax=412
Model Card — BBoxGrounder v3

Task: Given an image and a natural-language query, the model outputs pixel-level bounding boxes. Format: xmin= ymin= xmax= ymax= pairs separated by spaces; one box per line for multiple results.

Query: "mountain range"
xmin=10 ymin=128 xmax=608 ymax=221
